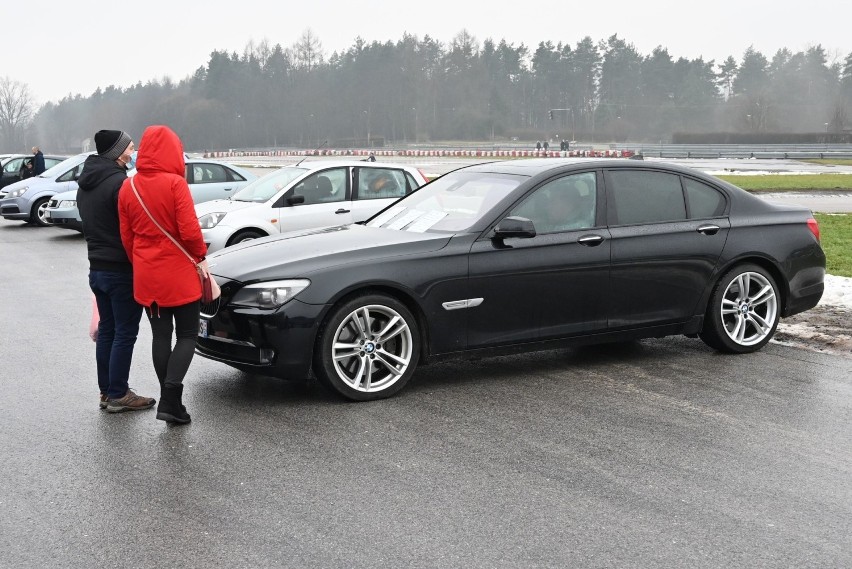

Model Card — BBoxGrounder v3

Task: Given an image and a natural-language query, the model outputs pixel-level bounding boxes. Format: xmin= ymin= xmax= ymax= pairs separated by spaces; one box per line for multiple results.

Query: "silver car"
xmin=33 ymin=157 xmax=258 ymax=230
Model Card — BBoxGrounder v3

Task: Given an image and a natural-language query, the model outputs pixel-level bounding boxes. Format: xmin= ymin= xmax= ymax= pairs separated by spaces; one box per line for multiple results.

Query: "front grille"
xmin=200 ymin=297 xmax=221 ymax=317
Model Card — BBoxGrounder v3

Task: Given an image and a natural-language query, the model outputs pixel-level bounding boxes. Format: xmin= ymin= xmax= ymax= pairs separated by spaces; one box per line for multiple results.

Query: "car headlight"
xmin=230 ymin=279 xmax=310 ymax=309
xmin=58 ymin=200 xmax=77 ymax=208
xmin=8 ymin=187 xmax=29 ymax=198
xmin=198 ymin=212 xmax=227 ymax=229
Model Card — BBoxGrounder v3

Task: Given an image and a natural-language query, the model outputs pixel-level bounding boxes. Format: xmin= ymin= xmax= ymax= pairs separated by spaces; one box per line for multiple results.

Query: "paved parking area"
xmin=1 ymin=221 xmax=850 ymax=568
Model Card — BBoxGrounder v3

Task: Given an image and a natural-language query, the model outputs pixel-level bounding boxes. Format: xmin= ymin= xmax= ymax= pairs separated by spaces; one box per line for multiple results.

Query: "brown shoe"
xmin=99 ymin=393 xmax=108 ymax=409
xmin=106 ymin=389 xmax=156 ymax=413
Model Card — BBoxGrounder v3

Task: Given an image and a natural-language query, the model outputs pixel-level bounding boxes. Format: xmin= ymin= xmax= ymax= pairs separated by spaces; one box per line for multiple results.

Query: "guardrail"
xmin=610 ymin=143 xmax=852 ymax=160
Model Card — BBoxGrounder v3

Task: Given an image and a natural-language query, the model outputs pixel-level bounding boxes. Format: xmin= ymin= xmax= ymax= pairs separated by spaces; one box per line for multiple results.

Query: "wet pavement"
xmin=1 ymin=221 xmax=850 ymax=568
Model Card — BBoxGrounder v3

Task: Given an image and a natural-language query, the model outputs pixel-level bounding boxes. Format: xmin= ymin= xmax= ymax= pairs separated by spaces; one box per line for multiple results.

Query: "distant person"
xmin=77 ymin=129 xmax=154 ymax=413
xmin=535 ymin=140 xmax=542 ymax=151
xmin=118 ymin=125 xmax=208 ymax=425
xmin=21 ymin=159 xmax=34 ymax=179
xmin=366 ymin=171 xmax=402 ymax=199
xmin=543 ymin=140 xmax=549 ymax=152
xmin=32 ymin=146 xmax=46 ymax=175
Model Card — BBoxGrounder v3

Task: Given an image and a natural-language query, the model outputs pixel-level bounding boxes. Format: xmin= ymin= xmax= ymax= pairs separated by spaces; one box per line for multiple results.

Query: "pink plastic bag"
xmin=89 ymin=296 xmax=99 ymax=342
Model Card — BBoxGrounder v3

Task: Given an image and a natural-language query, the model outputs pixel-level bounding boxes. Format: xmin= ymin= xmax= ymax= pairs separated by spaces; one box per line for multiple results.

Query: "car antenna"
xmin=295 ymin=140 xmax=328 ymax=167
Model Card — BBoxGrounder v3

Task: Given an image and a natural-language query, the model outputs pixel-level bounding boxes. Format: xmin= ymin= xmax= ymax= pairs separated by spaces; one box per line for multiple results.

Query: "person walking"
xmin=32 ymin=146 xmax=46 ymax=175
xmin=77 ymin=129 xmax=155 ymax=413
xmin=118 ymin=125 xmax=207 ymax=425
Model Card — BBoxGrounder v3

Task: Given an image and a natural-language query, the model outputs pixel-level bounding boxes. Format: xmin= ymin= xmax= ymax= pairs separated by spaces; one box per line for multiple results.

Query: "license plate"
xmin=198 ymin=319 xmax=208 ymax=338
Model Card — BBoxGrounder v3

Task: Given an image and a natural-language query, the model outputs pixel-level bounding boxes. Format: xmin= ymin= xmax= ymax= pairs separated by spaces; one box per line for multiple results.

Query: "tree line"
xmin=3 ymin=29 xmax=852 ymax=153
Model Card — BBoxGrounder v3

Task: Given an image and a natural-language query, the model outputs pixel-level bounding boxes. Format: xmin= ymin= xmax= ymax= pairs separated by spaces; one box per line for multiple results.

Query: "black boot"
xmin=156 ymin=384 xmax=191 ymax=424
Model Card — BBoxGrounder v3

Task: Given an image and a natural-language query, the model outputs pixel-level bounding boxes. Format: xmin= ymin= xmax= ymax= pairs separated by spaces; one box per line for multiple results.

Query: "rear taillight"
xmin=807 ymin=217 xmax=820 ymax=241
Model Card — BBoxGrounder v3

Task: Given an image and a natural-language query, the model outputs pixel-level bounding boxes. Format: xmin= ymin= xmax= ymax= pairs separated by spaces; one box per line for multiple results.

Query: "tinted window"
xmin=57 ymin=163 xmax=84 ymax=182
xmin=405 ymin=172 xmax=421 ymax=191
xmin=357 ymin=168 xmax=407 ymax=200
xmin=608 ymin=170 xmax=686 ymax=225
xmin=510 ymin=172 xmax=597 ymax=233
xmin=225 ymin=167 xmax=246 ymax=182
xmin=684 ymin=178 xmax=726 ymax=218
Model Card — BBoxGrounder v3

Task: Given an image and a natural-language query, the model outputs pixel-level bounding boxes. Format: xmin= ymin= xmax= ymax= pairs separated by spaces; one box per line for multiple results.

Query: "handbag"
xmin=130 ymin=178 xmax=221 ymax=304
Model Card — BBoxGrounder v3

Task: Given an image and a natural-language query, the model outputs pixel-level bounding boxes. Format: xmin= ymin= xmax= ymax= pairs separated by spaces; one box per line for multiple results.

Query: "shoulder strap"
xmin=130 ymin=177 xmax=197 ymax=266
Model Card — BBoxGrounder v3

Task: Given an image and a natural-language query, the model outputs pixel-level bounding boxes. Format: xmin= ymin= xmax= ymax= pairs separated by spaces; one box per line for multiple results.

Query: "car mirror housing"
xmin=287 ymin=194 xmax=306 ymax=206
xmin=493 ymin=216 xmax=536 ymax=240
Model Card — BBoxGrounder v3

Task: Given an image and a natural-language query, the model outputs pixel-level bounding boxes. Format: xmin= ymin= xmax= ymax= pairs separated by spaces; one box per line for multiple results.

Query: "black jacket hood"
xmin=78 ymin=154 xmax=127 ymax=192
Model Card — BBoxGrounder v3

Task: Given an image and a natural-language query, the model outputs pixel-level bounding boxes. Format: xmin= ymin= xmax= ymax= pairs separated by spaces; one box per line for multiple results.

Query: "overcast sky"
xmin=6 ymin=0 xmax=851 ymax=105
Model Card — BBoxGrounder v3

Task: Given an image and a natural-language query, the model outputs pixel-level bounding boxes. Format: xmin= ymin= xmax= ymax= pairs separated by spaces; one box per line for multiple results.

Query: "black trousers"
xmin=146 ymin=301 xmax=200 ymax=388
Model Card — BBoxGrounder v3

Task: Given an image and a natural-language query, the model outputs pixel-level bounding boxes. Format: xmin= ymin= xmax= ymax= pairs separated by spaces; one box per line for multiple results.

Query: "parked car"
xmin=0 ymin=153 xmax=90 ymax=225
xmin=1 ymin=153 xmax=67 ymax=190
xmin=195 ymin=158 xmax=825 ymax=401
xmin=194 ymin=161 xmax=428 ymax=252
xmin=9 ymin=155 xmax=257 ymax=229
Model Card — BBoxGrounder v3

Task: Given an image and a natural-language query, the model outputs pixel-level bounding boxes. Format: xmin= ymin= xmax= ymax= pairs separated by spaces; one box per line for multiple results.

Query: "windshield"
xmin=231 ymin=167 xmax=307 ymax=202
xmin=367 ymin=170 xmax=526 ymax=233
xmin=38 ymin=153 xmax=88 ymax=179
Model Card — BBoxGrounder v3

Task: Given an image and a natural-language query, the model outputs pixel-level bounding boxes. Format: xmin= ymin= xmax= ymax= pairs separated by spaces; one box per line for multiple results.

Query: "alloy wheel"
xmin=719 ymin=271 xmax=778 ymax=346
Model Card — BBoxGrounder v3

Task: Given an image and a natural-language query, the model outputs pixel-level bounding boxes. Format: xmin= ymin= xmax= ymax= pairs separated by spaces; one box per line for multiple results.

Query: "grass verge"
xmin=814 ymin=213 xmax=852 ymax=277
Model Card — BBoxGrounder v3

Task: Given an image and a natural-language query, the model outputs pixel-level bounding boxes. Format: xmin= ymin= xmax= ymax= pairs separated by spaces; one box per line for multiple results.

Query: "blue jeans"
xmin=89 ymin=270 xmax=143 ymax=399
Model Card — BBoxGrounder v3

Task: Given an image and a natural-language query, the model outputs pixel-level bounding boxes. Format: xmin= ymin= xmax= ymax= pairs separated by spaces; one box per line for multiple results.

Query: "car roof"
xmin=290 ymin=160 xmax=423 ymax=172
xmin=460 ymin=158 xmax=723 ymax=179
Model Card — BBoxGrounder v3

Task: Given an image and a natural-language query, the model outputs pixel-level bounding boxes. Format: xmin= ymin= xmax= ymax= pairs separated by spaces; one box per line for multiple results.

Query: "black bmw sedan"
xmin=197 ymin=159 xmax=825 ymax=401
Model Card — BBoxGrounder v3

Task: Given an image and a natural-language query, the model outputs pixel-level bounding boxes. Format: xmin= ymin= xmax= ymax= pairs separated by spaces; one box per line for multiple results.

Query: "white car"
xmin=196 ymin=160 xmax=429 ymax=252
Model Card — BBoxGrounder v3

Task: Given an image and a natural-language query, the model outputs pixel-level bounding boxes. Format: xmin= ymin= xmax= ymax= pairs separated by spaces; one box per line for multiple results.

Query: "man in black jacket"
xmin=32 ymin=146 xmax=46 ymax=175
xmin=78 ymin=130 xmax=155 ymax=413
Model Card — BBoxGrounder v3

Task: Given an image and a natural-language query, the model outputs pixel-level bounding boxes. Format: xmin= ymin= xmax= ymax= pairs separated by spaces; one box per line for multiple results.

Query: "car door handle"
xmin=223 ymin=187 xmax=233 ymax=191
xmin=697 ymin=224 xmax=720 ymax=235
xmin=335 ymin=208 xmax=351 ymax=214
xmin=577 ymin=234 xmax=605 ymax=246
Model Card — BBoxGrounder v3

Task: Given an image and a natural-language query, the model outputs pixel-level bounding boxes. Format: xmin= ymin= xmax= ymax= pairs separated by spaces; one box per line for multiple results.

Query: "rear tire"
xmin=699 ymin=264 xmax=780 ymax=353
xmin=314 ymin=293 xmax=420 ymax=401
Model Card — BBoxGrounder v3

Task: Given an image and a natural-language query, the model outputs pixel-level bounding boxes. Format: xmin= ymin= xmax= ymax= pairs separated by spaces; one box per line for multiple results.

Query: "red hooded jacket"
xmin=118 ymin=125 xmax=207 ymax=308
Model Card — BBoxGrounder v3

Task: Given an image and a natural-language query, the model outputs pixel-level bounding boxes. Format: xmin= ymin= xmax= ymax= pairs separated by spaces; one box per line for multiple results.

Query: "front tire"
xmin=30 ymin=197 xmax=51 ymax=227
xmin=314 ymin=293 xmax=420 ymax=401
xmin=227 ymin=230 xmax=265 ymax=247
xmin=699 ymin=264 xmax=780 ymax=353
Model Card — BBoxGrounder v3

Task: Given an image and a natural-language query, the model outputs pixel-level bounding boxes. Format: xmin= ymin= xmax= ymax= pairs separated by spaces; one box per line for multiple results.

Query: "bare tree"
xmin=293 ymin=28 xmax=324 ymax=72
xmin=0 ymin=76 xmax=35 ymax=151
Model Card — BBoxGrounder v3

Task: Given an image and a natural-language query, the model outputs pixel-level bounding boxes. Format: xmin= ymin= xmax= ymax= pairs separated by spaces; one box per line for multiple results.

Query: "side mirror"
xmin=286 ymin=194 xmax=305 ymax=206
xmin=493 ymin=216 xmax=536 ymax=240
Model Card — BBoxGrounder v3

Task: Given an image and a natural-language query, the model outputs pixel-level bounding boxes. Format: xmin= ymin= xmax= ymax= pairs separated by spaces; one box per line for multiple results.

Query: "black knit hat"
xmin=94 ymin=130 xmax=132 ymax=161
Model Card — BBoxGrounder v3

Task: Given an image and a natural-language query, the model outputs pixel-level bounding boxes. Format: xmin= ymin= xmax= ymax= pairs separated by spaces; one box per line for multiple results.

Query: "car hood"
xmin=207 ymin=224 xmax=453 ymax=283
xmin=195 ymin=199 xmax=257 ymax=216
xmin=2 ymin=175 xmax=56 ymax=194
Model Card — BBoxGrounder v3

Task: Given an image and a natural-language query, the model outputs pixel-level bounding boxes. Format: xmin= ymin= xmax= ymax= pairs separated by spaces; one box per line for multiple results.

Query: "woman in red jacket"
xmin=118 ymin=125 xmax=207 ymax=424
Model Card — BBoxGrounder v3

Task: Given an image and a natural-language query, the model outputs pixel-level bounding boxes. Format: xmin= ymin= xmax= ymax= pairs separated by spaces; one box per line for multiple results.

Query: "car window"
xmin=357 ymin=168 xmax=407 ymax=200
xmin=291 ymin=168 xmax=347 ymax=205
xmin=4 ymin=158 xmax=23 ymax=173
xmin=57 ymin=163 xmax=84 ymax=183
xmin=405 ymin=172 xmax=421 ymax=191
xmin=683 ymin=177 xmax=726 ymax=218
xmin=510 ymin=172 xmax=597 ymax=233
xmin=225 ymin=166 xmax=246 ymax=182
xmin=191 ymin=163 xmax=229 ymax=184
xmin=231 ymin=167 xmax=307 ymax=202
xmin=608 ymin=170 xmax=686 ymax=225
xmin=44 ymin=158 xmax=63 ymax=169
xmin=368 ymin=171 xmax=525 ymax=233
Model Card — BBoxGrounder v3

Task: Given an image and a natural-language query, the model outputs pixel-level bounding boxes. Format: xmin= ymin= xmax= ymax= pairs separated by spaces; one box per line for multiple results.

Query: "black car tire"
xmin=314 ymin=293 xmax=420 ymax=401
xmin=699 ymin=263 xmax=780 ymax=353
xmin=228 ymin=230 xmax=265 ymax=246
xmin=29 ymin=197 xmax=51 ymax=227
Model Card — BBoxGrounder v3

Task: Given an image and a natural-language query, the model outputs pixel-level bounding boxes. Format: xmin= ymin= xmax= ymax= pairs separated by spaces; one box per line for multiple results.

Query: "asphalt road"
xmin=1 ymin=221 xmax=850 ymax=569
